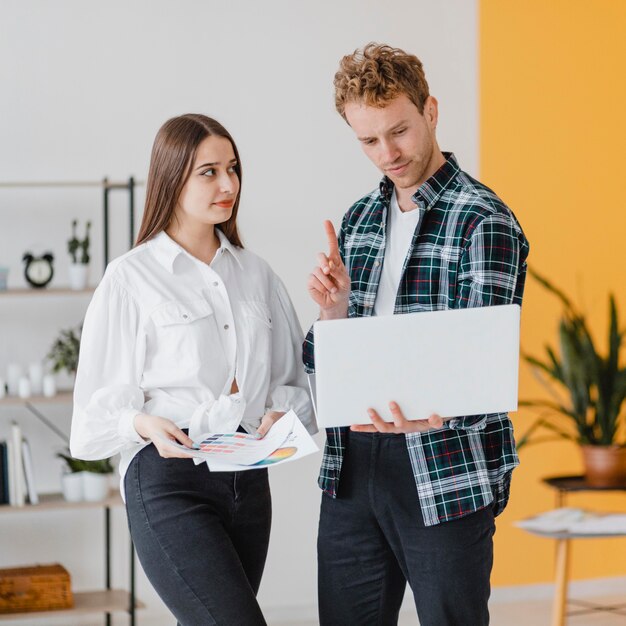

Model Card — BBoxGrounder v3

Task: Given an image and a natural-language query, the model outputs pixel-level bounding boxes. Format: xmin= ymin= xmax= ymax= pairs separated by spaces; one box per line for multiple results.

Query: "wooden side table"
xmin=543 ymin=475 xmax=626 ymax=508
xmin=538 ymin=475 xmax=626 ymax=626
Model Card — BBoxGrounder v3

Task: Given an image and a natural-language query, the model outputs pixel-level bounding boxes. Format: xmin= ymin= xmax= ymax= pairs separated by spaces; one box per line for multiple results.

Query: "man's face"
xmin=344 ymin=93 xmax=439 ymax=192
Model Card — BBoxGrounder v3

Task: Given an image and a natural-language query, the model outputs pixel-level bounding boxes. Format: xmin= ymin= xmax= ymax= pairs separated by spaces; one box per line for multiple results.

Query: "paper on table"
xmin=159 ymin=410 xmax=318 ymax=471
xmin=517 ymin=507 xmax=626 ymax=534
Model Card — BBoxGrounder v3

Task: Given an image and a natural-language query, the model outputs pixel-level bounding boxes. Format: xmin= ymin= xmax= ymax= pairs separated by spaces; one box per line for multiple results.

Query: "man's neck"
xmin=395 ymin=188 xmax=419 ymax=213
xmin=395 ymin=149 xmax=446 ymax=212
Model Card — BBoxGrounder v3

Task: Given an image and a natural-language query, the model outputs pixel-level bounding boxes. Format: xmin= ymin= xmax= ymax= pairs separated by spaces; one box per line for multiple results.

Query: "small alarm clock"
xmin=23 ymin=252 xmax=54 ymax=288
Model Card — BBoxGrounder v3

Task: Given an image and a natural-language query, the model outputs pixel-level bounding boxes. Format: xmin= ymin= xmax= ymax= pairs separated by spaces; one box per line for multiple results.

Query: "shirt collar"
xmin=148 ymin=229 xmax=243 ymax=274
xmin=379 ymin=152 xmax=460 ymax=210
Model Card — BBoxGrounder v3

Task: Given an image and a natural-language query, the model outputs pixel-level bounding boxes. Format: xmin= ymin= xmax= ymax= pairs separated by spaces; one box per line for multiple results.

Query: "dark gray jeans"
xmin=318 ymin=431 xmax=495 ymax=626
xmin=125 ymin=443 xmax=271 ymax=626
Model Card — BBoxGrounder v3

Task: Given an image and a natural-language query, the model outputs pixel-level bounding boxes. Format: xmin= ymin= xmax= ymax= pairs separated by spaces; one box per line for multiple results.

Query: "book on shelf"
xmin=0 ymin=441 xmax=8 ymax=504
xmin=0 ymin=423 xmax=38 ymax=506
xmin=22 ymin=437 xmax=38 ymax=505
xmin=11 ymin=422 xmax=25 ymax=506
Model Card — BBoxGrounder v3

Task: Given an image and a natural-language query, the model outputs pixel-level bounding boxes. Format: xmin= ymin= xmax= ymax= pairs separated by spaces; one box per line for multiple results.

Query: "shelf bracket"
xmin=23 ymin=402 xmax=69 ymax=444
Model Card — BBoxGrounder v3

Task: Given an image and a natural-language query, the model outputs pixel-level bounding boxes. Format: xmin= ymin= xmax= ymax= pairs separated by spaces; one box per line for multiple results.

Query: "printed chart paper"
xmin=160 ymin=410 xmax=318 ymax=471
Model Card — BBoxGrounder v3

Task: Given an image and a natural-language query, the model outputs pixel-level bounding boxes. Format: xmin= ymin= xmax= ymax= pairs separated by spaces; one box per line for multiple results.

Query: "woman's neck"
xmin=166 ymin=223 xmax=221 ymax=265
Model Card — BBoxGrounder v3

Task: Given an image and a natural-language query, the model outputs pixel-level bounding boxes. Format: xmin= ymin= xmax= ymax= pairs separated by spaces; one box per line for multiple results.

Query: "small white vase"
xmin=68 ymin=263 xmax=89 ymax=290
xmin=61 ymin=472 xmax=84 ymax=502
xmin=82 ymin=472 xmax=110 ymax=502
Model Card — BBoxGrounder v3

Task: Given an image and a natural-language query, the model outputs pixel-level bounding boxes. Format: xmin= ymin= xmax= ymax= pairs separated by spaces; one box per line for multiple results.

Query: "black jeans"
xmin=318 ymin=431 xmax=495 ymax=626
xmin=125 ymin=443 xmax=271 ymax=626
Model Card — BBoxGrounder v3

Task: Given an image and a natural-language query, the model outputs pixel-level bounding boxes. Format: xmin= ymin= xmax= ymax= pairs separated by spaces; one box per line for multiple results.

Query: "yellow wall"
xmin=480 ymin=0 xmax=626 ymax=586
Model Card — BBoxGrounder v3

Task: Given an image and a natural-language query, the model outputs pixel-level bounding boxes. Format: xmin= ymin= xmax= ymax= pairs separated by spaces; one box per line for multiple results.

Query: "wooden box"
xmin=0 ymin=564 xmax=73 ymax=613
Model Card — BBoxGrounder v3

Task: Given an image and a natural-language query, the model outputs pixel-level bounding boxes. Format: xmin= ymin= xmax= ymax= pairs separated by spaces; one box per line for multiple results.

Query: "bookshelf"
xmin=0 ymin=590 xmax=145 ymax=622
xmin=0 ymin=493 xmax=142 ymax=623
xmin=0 ymin=178 xmax=142 ymax=624
xmin=0 ymin=288 xmax=95 ymax=298
xmin=0 ymin=391 xmax=73 ymax=408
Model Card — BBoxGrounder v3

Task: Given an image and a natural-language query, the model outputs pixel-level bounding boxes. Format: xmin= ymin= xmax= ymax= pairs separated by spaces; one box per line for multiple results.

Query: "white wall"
xmin=0 ymin=0 xmax=478 ymax=622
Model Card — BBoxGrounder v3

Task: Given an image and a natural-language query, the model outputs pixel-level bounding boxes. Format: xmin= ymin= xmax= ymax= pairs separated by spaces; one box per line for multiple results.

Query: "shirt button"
xmin=224 ymin=324 xmax=230 ymax=330
xmin=374 ymin=261 xmax=380 ymax=267
xmin=213 ymin=281 xmax=219 ymax=286
xmin=182 ymin=314 xmax=188 ymax=319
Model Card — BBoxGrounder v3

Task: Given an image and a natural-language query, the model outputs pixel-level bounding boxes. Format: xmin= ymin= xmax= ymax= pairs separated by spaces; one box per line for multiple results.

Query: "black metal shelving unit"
xmin=0 ymin=177 xmax=142 ymax=625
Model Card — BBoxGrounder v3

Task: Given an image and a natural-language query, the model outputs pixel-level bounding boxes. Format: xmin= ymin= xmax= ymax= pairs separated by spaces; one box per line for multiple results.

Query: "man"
xmin=304 ymin=43 xmax=529 ymax=626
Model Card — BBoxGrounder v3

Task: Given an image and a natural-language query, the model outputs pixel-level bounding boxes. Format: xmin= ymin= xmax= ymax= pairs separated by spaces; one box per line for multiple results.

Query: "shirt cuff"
xmin=447 ymin=414 xmax=488 ymax=431
xmin=117 ymin=408 xmax=145 ymax=444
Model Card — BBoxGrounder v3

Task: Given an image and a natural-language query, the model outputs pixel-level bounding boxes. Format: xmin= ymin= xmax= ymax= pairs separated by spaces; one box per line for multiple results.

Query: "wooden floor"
xmin=8 ymin=594 xmax=625 ymax=625
xmin=287 ymin=597 xmax=626 ymax=626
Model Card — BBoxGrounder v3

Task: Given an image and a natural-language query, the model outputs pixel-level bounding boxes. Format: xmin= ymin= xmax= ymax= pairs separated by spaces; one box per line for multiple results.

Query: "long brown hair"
xmin=136 ymin=114 xmax=243 ymax=247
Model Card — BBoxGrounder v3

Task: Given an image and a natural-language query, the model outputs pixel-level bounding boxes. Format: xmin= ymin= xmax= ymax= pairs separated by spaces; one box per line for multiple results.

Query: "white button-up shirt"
xmin=70 ymin=230 xmax=316 ymax=497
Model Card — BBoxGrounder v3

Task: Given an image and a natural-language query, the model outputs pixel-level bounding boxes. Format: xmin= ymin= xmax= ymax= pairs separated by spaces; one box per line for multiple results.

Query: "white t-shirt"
xmin=373 ymin=190 xmax=421 ymax=316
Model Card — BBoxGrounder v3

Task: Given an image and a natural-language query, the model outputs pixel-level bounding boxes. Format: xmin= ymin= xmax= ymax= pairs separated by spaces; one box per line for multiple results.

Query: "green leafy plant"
xmin=67 ymin=219 xmax=91 ymax=264
xmin=47 ymin=325 xmax=81 ymax=376
xmin=57 ymin=451 xmax=113 ymax=474
xmin=518 ymin=269 xmax=626 ymax=448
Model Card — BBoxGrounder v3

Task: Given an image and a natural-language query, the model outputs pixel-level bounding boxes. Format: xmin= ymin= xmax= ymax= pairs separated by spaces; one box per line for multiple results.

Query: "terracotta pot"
xmin=581 ymin=445 xmax=626 ymax=487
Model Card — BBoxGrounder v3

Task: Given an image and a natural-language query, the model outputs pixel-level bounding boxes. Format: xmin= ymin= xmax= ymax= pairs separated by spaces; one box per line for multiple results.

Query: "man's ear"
xmin=424 ymin=96 xmax=439 ymax=129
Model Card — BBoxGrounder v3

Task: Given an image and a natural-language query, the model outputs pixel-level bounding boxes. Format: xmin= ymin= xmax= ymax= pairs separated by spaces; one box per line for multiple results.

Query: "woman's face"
xmin=175 ymin=134 xmax=240 ymax=229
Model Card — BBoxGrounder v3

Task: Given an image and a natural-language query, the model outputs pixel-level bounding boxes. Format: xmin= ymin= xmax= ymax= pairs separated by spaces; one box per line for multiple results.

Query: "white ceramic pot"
xmin=68 ymin=263 xmax=89 ymax=290
xmin=82 ymin=472 xmax=110 ymax=502
xmin=61 ymin=472 xmax=84 ymax=502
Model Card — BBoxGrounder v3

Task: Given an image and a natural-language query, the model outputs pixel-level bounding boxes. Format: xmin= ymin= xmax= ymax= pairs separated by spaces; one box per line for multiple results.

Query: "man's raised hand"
xmin=307 ymin=220 xmax=350 ymax=319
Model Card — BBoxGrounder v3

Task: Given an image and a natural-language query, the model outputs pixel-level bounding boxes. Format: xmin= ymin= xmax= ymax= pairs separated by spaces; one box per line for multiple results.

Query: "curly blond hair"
xmin=334 ymin=43 xmax=430 ymax=120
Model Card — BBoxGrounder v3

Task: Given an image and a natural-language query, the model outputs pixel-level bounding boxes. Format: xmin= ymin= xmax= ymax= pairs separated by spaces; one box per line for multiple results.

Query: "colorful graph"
xmin=197 ymin=433 xmax=257 ymax=455
xmin=252 ymin=447 xmax=298 ymax=466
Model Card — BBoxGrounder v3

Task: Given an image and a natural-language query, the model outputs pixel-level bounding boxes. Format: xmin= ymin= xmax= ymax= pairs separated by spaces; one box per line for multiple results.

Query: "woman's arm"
xmin=70 ymin=272 xmax=193 ymax=459
xmin=263 ymin=275 xmax=317 ymax=435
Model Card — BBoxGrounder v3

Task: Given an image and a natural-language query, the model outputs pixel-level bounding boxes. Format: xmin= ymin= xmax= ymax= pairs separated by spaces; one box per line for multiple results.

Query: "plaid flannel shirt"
xmin=303 ymin=153 xmax=529 ymax=526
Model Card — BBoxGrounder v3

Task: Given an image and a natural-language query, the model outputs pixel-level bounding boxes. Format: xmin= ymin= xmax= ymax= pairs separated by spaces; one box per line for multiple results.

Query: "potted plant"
xmin=47 ymin=325 xmax=81 ymax=378
xmin=518 ymin=269 xmax=626 ymax=486
xmin=57 ymin=452 xmax=114 ymax=502
xmin=67 ymin=219 xmax=91 ymax=290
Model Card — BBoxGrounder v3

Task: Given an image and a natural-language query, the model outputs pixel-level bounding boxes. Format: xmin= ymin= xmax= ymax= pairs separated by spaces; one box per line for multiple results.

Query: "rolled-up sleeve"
xmin=449 ymin=212 xmax=528 ymax=431
xmin=267 ymin=276 xmax=317 ymax=434
xmin=70 ymin=273 xmax=147 ymax=459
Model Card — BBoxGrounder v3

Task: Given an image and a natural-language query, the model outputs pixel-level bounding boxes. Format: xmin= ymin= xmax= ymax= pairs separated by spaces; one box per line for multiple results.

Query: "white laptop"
xmin=312 ymin=304 xmax=520 ymax=427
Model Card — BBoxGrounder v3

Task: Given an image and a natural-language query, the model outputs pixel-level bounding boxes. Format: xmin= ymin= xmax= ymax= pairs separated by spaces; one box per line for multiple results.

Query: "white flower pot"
xmin=68 ymin=263 xmax=89 ymax=290
xmin=61 ymin=472 xmax=84 ymax=502
xmin=82 ymin=472 xmax=110 ymax=502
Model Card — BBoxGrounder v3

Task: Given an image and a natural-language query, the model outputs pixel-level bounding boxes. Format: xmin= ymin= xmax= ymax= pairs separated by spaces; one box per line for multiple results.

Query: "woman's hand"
xmin=134 ymin=413 xmax=196 ymax=458
xmin=307 ymin=220 xmax=350 ymax=320
xmin=256 ymin=410 xmax=286 ymax=438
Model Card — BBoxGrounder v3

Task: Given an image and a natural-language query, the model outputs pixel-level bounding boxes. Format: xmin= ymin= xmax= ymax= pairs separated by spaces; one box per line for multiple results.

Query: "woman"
xmin=70 ymin=114 xmax=316 ymax=625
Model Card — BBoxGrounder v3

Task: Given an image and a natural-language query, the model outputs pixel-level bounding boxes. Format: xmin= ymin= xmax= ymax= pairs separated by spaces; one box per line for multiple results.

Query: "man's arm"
xmin=456 ymin=212 xmax=527 ymax=309
xmin=303 ymin=219 xmax=351 ymax=373
xmin=448 ymin=211 xmax=528 ymax=430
